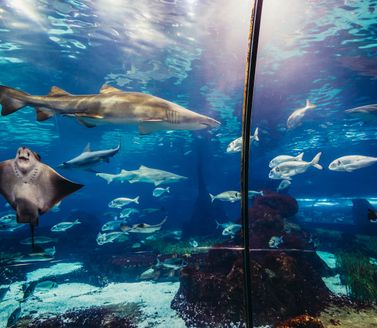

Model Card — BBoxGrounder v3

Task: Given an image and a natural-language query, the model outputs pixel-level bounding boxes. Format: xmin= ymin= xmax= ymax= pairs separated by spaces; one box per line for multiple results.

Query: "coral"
xmin=254 ymin=191 xmax=298 ymax=218
xmin=276 ymin=315 xmax=325 ymax=328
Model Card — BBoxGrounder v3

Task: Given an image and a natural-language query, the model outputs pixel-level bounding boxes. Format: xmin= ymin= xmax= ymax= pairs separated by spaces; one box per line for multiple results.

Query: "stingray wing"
xmin=0 ymin=160 xmax=18 ymax=209
xmin=38 ymin=163 xmax=83 ymax=213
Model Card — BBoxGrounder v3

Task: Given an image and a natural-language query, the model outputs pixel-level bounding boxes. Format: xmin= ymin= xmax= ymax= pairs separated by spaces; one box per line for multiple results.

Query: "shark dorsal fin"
xmin=99 ymin=84 xmax=123 ymax=94
xmin=48 ymin=86 xmax=71 ymax=97
xmin=83 ymin=143 xmax=91 ymax=152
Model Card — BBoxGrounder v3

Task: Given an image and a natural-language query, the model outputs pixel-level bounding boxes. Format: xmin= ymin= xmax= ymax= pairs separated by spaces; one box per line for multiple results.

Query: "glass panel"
xmin=0 ymin=1 xmax=252 ymax=327
xmin=249 ymin=0 xmax=377 ymax=327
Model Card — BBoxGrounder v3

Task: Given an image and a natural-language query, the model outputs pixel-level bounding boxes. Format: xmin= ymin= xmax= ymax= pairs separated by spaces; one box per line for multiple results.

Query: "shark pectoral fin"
xmin=138 ymin=120 xmax=164 ymax=135
xmin=48 ymin=86 xmax=71 ymax=97
xmin=36 ymin=107 xmax=54 ymax=121
xmin=75 ymin=117 xmax=96 ymax=128
xmin=83 ymin=143 xmax=91 ymax=152
xmin=99 ymin=84 xmax=124 ymax=94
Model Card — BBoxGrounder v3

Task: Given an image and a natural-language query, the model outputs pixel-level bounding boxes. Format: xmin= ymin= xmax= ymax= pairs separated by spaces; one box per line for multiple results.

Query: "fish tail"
xmin=0 ymin=85 xmax=30 ymax=116
xmin=296 ymin=152 xmax=304 ymax=161
xmin=166 ymin=187 xmax=170 ymax=193
xmin=306 ymin=99 xmax=316 ymax=109
xmin=215 ymin=220 xmax=220 ymax=229
xmin=310 ymin=152 xmax=323 ymax=170
xmin=96 ymin=173 xmax=113 ymax=184
xmin=209 ymin=193 xmax=216 ymax=203
xmin=134 ymin=196 xmax=140 ymax=204
xmin=74 ymin=219 xmax=81 ymax=224
xmin=160 ymin=216 xmax=167 ymax=225
xmin=253 ymin=127 xmax=259 ymax=142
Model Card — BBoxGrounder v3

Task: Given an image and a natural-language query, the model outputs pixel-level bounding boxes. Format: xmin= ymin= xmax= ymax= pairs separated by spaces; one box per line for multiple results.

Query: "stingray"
xmin=0 ymin=147 xmax=83 ymax=247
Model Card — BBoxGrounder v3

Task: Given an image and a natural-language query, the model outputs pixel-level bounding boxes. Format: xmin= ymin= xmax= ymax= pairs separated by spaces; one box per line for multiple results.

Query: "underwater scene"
xmin=0 ymin=0 xmax=377 ymax=327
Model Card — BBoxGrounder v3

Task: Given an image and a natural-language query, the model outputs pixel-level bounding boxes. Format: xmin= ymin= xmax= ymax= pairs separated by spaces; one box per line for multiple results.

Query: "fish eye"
xmin=337 ymin=160 xmax=341 ymax=165
xmin=276 ymin=167 xmax=280 ymax=172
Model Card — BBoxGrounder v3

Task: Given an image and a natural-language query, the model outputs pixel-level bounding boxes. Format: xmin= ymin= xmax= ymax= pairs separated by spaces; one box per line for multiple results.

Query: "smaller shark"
xmin=59 ymin=143 xmax=120 ymax=169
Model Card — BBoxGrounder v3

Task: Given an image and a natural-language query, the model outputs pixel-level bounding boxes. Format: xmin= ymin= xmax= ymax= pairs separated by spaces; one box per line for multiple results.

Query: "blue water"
xmin=0 ymin=0 xmax=376 ymax=327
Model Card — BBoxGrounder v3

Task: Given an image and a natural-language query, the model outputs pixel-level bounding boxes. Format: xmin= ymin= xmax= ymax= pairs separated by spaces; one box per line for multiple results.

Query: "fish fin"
xmin=209 ymin=193 xmax=215 ymax=203
xmin=83 ymin=143 xmax=91 ymax=152
xmin=74 ymin=219 xmax=81 ymax=224
xmin=36 ymin=107 xmax=54 ymax=121
xmin=48 ymin=86 xmax=71 ymax=97
xmin=75 ymin=116 xmax=97 ymax=128
xmin=306 ymin=99 xmax=316 ymax=109
xmin=96 ymin=173 xmax=113 ymax=184
xmin=296 ymin=152 xmax=304 ymax=161
xmin=215 ymin=220 xmax=220 ymax=229
xmin=134 ymin=196 xmax=140 ymax=204
xmin=253 ymin=127 xmax=259 ymax=142
xmin=160 ymin=216 xmax=167 ymax=225
xmin=99 ymin=84 xmax=124 ymax=94
xmin=154 ymin=180 xmax=163 ymax=186
xmin=166 ymin=187 xmax=170 ymax=193
xmin=0 ymin=85 xmax=29 ymax=115
xmin=138 ymin=121 xmax=164 ymax=135
xmin=310 ymin=152 xmax=322 ymax=170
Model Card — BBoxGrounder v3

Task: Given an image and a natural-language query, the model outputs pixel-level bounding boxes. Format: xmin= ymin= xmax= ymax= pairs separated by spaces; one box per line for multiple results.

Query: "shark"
xmin=0 ymin=84 xmax=221 ymax=134
xmin=59 ymin=143 xmax=120 ymax=169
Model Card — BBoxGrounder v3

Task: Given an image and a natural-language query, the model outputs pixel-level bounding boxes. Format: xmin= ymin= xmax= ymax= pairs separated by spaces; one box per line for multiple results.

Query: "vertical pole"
xmin=240 ymin=0 xmax=264 ymax=327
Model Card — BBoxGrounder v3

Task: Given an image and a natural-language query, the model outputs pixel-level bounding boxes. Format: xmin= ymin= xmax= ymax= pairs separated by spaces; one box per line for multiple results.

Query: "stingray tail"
xmin=0 ymin=85 xmax=30 ymax=116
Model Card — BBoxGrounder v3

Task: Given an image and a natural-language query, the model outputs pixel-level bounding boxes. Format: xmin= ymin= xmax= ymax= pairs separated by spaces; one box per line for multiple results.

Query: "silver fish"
xmin=222 ymin=224 xmax=241 ymax=236
xmin=119 ymin=208 xmax=139 ymax=219
xmin=328 ymin=155 xmax=377 ymax=172
xmin=268 ymin=236 xmax=283 ymax=248
xmin=20 ymin=236 xmax=57 ymax=245
xmin=0 ymin=84 xmax=220 ymax=133
xmin=277 ymin=180 xmax=291 ymax=192
xmin=226 ymin=127 xmax=259 ymax=153
xmin=287 ymin=100 xmax=316 ymax=129
xmin=153 ymin=187 xmax=170 ymax=197
xmin=101 ymin=220 xmax=122 ymax=231
xmin=96 ymin=231 xmax=127 ymax=245
xmin=108 ymin=196 xmax=139 ymax=209
xmin=209 ymin=191 xmax=241 ymax=203
xmin=51 ymin=219 xmax=81 ymax=232
xmin=269 ymin=153 xmax=304 ymax=168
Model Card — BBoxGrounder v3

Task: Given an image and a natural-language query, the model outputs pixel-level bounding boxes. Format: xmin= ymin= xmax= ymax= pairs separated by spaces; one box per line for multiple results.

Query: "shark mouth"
xmin=18 ymin=155 xmax=30 ymax=162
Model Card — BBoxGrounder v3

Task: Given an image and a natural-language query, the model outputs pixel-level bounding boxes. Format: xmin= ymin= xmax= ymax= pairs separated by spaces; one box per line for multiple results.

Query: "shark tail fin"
xmin=310 ymin=152 xmax=323 ymax=170
xmin=166 ymin=187 xmax=170 ymax=193
xmin=0 ymin=85 xmax=30 ymax=116
xmin=134 ymin=196 xmax=140 ymax=204
xmin=306 ymin=99 xmax=316 ymax=109
xmin=96 ymin=173 xmax=114 ymax=184
xmin=296 ymin=152 xmax=304 ymax=161
xmin=209 ymin=193 xmax=216 ymax=203
xmin=74 ymin=219 xmax=81 ymax=225
xmin=253 ymin=127 xmax=259 ymax=142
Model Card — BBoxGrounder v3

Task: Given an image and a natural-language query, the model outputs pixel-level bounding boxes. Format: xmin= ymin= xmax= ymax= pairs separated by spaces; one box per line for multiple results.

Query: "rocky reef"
xmin=172 ymin=191 xmax=330 ymax=327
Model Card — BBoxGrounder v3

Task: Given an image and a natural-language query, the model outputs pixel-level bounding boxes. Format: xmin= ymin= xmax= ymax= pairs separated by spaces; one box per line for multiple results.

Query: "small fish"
xmin=0 ymin=213 xmax=16 ymax=223
xmin=268 ymin=236 xmax=283 ymax=248
xmin=226 ymin=127 xmax=259 ymax=153
xmin=209 ymin=191 xmax=241 ymax=203
xmin=189 ymin=239 xmax=198 ymax=248
xmin=139 ymin=267 xmax=159 ymax=280
xmin=121 ymin=217 xmax=167 ymax=234
xmin=215 ymin=220 xmax=234 ymax=229
xmin=328 ymin=155 xmax=377 ymax=172
xmin=96 ymin=231 xmax=127 ymax=245
xmin=101 ymin=220 xmax=122 ymax=231
xmin=14 ymin=253 xmax=54 ymax=263
xmin=183 ymin=150 xmax=192 ymax=156
xmin=287 ymin=99 xmax=316 ymax=129
xmin=269 ymin=153 xmax=304 ymax=168
xmin=51 ymin=219 xmax=81 ymax=232
xmin=156 ymin=257 xmax=187 ymax=270
xmin=120 ymin=208 xmax=139 ymax=219
xmin=248 ymin=190 xmax=263 ymax=198
xmin=222 ymin=224 xmax=241 ymax=236
xmin=269 ymin=152 xmax=322 ymax=180
xmin=108 ymin=196 xmax=139 ymax=209
xmin=20 ymin=236 xmax=57 ymax=245
xmin=368 ymin=209 xmax=377 ymax=223
xmin=153 ymin=187 xmax=170 ymax=198
xmin=277 ymin=180 xmax=291 ymax=192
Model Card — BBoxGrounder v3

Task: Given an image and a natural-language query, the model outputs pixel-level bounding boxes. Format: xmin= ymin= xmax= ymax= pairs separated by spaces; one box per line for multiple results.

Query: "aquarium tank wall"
xmin=0 ymin=0 xmax=377 ymax=327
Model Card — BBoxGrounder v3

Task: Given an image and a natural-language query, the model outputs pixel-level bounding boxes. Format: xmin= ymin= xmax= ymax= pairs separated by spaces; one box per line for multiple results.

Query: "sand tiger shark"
xmin=59 ymin=143 xmax=120 ymax=169
xmin=0 ymin=84 xmax=220 ymax=134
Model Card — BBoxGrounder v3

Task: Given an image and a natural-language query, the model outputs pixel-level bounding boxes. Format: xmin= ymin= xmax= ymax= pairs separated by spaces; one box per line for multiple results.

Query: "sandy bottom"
xmin=319 ymin=304 xmax=377 ymax=327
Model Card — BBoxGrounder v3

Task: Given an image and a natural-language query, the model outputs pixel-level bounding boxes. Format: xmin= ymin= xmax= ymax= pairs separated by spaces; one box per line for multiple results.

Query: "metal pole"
xmin=240 ymin=0 xmax=264 ymax=327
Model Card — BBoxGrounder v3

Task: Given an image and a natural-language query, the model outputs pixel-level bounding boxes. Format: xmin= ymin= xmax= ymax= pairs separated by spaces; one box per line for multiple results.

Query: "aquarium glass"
xmin=248 ymin=0 xmax=377 ymax=326
xmin=0 ymin=1 xmax=253 ymax=327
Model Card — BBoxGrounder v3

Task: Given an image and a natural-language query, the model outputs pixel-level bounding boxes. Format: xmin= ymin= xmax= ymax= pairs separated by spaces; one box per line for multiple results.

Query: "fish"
xmin=96 ymin=231 xmax=127 ymax=245
xmin=126 ymin=165 xmax=187 ymax=186
xmin=189 ymin=239 xmax=198 ymax=248
xmin=209 ymin=191 xmax=241 ymax=203
xmin=59 ymin=143 xmax=120 ymax=169
xmin=269 ymin=153 xmax=304 ymax=168
xmin=269 ymin=152 xmax=322 ymax=180
xmin=51 ymin=219 xmax=81 ymax=232
xmin=368 ymin=209 xmax=377 ymax=223
xmin=51 ymin=201 xmax=62 ymax=212
xmin=121 ymin=217 xmax=167 ymax=234
xmin=0 ymin=217 xmax=25 ymax=232
xmin=96 ymin=169 xmax=136 ymax=184
xmin=345 ymin=104 xmax=377 ymax=121
xmin=287 ymin=100 xmax=316 ymax=129
xmin=119 ymin=208 xmax=139 ymax=219
xmin=153 ymin=187 xmax=170 ymax=198
xmin=222 ymin=224 xmax=241 ymax=236
xmin=268 ymin=236 xmax=284 ymax=248
xmin=101 ymin=220 xmax=122 ymax=231
xmin=328 ymin=155 xmax=377 ymax=172
xmin=226 ymin=127 xmax=259 ymax=153
xmin=20 ymin=236 xmax=57 ymax=245
xmin=248 ymin=190 xmax=263 ymax=198
xmin=0 ymin=84 xmax=220 ymax=133
xmin=215 ymin=220 xmax=235 ymax=229
xmin=0 ymin=147 xmax=83 ymax=245
xmin=108 ymin=196 xmax=139 ymax=209
xmin=139 ymin=267 xmax=160 ymax=280
xmin=14 ymin=253 xmax=54 ymax=263
xmin=156 ymin=257 xmax=187 ymax=270
xmin=277 ymin=180 xmax=291 ymax=192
